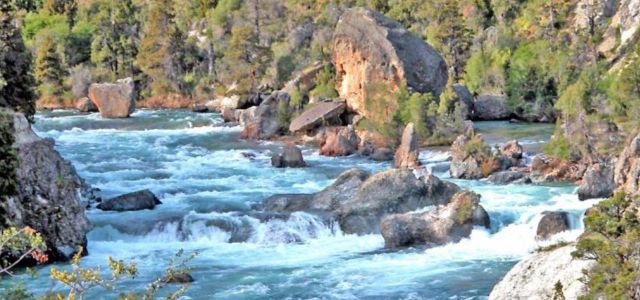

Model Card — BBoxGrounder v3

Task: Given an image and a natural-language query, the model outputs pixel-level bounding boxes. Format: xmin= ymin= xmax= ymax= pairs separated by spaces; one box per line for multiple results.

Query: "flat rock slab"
xmin=289 ymin=101 xmax=346 ymax=133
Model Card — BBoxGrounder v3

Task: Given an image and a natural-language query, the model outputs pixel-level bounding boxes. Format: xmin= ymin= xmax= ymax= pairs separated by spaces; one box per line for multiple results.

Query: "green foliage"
xmin=573 ymin=192 xmax=640 ymax=300
xmin=309 ymin=65 xmax=338 ymax=100
xmin=0 ymin=109 xmax=19 ymax=198
xmin=0 ymin=1 xmax=37 ymax=121
xmin=553 ymin=281 xmax=566 ymax=300
xmin=22 ymin=11 xmax=68 ymax=47
xmin=543 ymin=131 xmax=574 ymax=161
xmin=464 ymin=48 xmax=510 ymax=94
xmin=35 ymin=35 xmax=65 ymax=98
xmin=1 ymin=227 xmax=48 ymax=275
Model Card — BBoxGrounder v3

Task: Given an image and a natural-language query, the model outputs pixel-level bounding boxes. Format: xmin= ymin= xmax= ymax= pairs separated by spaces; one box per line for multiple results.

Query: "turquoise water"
xmin=4 ymin=110 xmax=597 ymax=299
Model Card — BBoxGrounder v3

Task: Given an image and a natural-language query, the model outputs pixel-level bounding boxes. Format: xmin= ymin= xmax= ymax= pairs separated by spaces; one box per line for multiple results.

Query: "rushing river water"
xmin=9 ymin=109 xmax=599 ymax=299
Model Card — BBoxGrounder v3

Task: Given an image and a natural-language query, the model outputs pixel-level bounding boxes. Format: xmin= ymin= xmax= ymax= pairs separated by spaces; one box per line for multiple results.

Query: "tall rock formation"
xmin=1 ymin=113 xmax=91 ymax=261
xmin=332 ymin=8 xmax=447 ymax=121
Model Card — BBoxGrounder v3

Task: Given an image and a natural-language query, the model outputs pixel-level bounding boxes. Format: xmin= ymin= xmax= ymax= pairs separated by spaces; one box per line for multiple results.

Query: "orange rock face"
xmin=88 ymin=78 xmax=136 ymax=118
xmin=332 ymin=8 xmax=447 ymax=122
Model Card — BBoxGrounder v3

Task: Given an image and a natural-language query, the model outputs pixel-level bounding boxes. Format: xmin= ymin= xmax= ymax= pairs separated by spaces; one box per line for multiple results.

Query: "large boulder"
xmin=2 ymin=113 xmax=91 ymax=261
xmin=241 ymin=91 xmax=290 ymax=139
xmin=332 ymin=8 xmax=447 ymax=121
xmin=473 ymin=95 xmax=510 ymax=120
xmin=614 ymin=133 xmax=640 ymax=195
xmin=380 ymin=190 xmax=490 ymax=248
xmin=488 ymin=171 xmax=530 ymax=185
xmin=88 ymin=77 xmax=136 ymax=118
xmin=489 ymin=244 xmax=594 ymax=300
xmin=535 ymin=211 xmax=570 ymax=240
xmin=271 ymin=144 xmax=306 ymax=168
xmin=75 ymin=97 xmax=98 ymax=113
xmin=578 ymin=162 xmax=615 ymax=200
xmin=97 ymin=189 xmax=162 ymax=211
xmin=337 ymin=169 xmax=428 ymax=234
xmin=394 ymin=123 xmax=421 ymax=169
xmin=289 ymin=101 xmax=346 ymax=133
xmin=311 ymin=168 xmax=370 ymax=211
xmin=319 ymin=126 xmax=360 ymax=156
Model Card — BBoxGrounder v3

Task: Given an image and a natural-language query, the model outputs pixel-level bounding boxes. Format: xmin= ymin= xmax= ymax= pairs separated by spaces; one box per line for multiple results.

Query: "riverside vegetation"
xmin=4 ymin=0 xmax=640 ymax=299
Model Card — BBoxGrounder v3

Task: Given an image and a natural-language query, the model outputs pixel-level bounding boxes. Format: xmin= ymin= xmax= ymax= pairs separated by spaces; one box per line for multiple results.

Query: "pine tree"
xmin=0 ymin=1 xmax=37 ymax=121
xmin=35 ymin=35 xmax=66 ymax=98
xmin=433 ymin=0 xmax=472 ymax=82
xmin=42 ymin=0 xmax=76 ymax=27
xmin=136 ymin=0 xmax=179 ymax=95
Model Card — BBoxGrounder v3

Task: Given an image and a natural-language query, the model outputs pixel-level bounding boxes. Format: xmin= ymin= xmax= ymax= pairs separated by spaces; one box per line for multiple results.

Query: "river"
xmin=10 ymin=109 xmax=599 ymax=299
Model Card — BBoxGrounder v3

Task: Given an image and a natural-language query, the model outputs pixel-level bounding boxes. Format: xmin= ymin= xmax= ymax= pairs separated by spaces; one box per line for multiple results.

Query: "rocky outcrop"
xmin=597 ymin=0 xmax=640 ymax=56
xmin=496 ymin=140 xmax=524 ymax=169
xmin=337 ymin=169 xmax=429 ymax=234
xmin=88 ymin=77 xmax=136 ymax=118
xmin=332 ymin=8 xmax=447 ymax=121
xmin=289 ymin=101 xmax=345 ymax=133
xmin=75 ymin=97 xmax=98 ymax=113
xmin=97 ymin=189 xmax=162 ymax=211
xmin=271 ymin=144 xmax=306 ymax=168
xmin=489 ymin=244 xmax=593 ymax=300
xmin=319 ymin=126 xmax=360 ymax=156
xmin=578 ymin=162 xmax=615 ymax=200
xmin=2 ymin=113 xmax=91 ymax=261
xmin=530 ymin=155 xmax=587 ymax=183
xmin=311 ymin=168 xmax=370 ymax=211
xmin=241 ymin=91 xmax=290 ymax=139
xmin=450 ymin=133 xmax=498 ymax=179
xmin=536 ymin=211 xmax=570 ymax=240
xmin=614 ymin=133 xmax=640 ymax=195
xmin=473 ymin=95 xmax=510 ymax=120
xmin=394 ymin=123 xmax=421 ymax=169
xmin=380 ymin=190 xmax=490 ymax=248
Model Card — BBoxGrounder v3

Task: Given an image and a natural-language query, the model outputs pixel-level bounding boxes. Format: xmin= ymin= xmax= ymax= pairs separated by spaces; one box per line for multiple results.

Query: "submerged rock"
xmin=271 ymin=144 xmax=306 ymax=168
xmin=380 ymin=190 xmax=490 ymax=248
xmin=489 ymin=244 xmax=593 ymax=300
xmin=578 ymin=162 xmax=615 ymax=200
xmin=164 ymin=272 xmax=195 ymax=284
xmin=394 ymin=123 xmax=420 ymax=169
xmin=88 ymin=77 xmax=136 ymax=118
xmin=536 ymin=211 xmax=570 ymax=240
xmin=2 ymin=113 xmax=91 ymax=261
xmin=97 ymin=189 xmax=162 ymax=211
xmin=488 ymin=171 xmax=530 ymax=185
xmin=254 ymin=194 xmax=314 ymax=213
xmin=332 ymin=7 xmax=447 ymax=121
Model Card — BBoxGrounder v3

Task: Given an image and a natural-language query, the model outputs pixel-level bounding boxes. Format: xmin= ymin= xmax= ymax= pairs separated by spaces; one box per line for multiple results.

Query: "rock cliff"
xmin=332 ymin=8 xmax=447 ymax=121
xmin=1 ymin=113 xmax=90 ymax=261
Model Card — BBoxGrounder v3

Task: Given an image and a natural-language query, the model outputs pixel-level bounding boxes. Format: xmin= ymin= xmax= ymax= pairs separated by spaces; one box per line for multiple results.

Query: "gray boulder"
xmin=578 ymin=162 xmax=615 ymax=200
xmin=488 ymin=171 xmax=530 ymax=185
xmin=289 ymin=101 xmax=346 ymax=133
xmin=422 ymin=174 xmax=461 ymax=206
xmin=311 ymin=168 xmax=371 ymax=211
xmin=452 ymin=84 xmax=474 ymax=118
xmin=473 ymin=95 xmax=510 ymax=120
xmin=271 ymin=144 xmax=306 ymax=168
xmin=241 ymin=91 xmax=290 ymax=139
xmin=97 ymin=189 xmax=162 ymax=211
xmin=254 ymin=194 xmax=314 ymax=213
xmin=536 ymin=211 xmax=570 ymax=240
xmin=380 ymin=190 xmax=490 ymax=248
xmin=337 ymin=169 xmax=427 ymax=234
